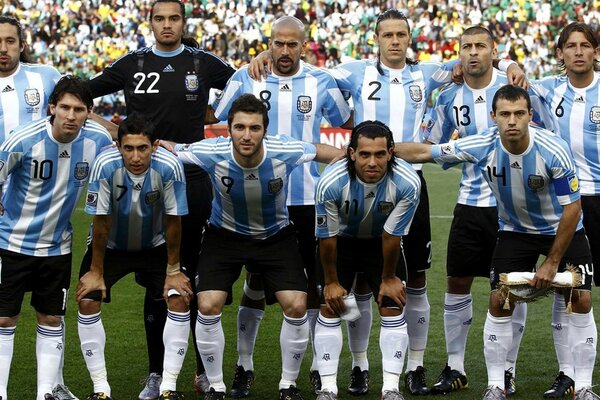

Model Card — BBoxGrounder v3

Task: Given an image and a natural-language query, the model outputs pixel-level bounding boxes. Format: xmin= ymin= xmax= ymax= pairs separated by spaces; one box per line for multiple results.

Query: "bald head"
xmin=269 ymin=16 xmax=307 ymax=76
xmin=272 ymin=16 xmax=306 ymax=40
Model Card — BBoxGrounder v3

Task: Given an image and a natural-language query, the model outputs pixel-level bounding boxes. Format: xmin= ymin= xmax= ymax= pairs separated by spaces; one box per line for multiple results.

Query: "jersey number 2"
xmin=133 ymin=72 xmax=160 ymax=94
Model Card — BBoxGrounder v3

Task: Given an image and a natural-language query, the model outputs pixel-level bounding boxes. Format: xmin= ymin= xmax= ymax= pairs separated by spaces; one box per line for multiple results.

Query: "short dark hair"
xmin=149 ymin=0 xmax=185 ymax=21
xmin=556 ymin=22 xmax=600 ymax=72
xmin=0 ymin=16 xmax=32 ymax=63
xmin=117 ymin=112 xmax=156 ymax=143
xmin=227 ymin=94 xmax=269 ymax=129
xmin=492 ymin=85 xmax=531 ymax=113
xmin=375 ymin=9 xmax=417 ymax=74
xmin=346 ymin=120 xmax=396 ymax=179
xmin=49 ymin=75 xmax=93 ymax=123
xmin=461 ymin=26 xmax=495 ymax=47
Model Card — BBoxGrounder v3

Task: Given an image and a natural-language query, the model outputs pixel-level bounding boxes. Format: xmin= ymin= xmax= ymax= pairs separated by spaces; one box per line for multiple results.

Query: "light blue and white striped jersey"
xmin=330 ymin=59 xmax=458 ymax=168
xmin=175 ymin=135 xmax=317 ymax=239
xmin=0 ymin=117 xmax=113 ymax=256
xmin=315 ymin=158 xmax=421 ymax=239
xmin=530 ymin=72 xmax=600 ymax=195
xmin=85 ymin=147 xmax=188 ymax=251
xmin=213 ymin=62 xmax=350 ymax=206
xmin=0 ymin=63 xmax=61 ymax=142
xmin=431 ymin=125 xmax=582 ymax=235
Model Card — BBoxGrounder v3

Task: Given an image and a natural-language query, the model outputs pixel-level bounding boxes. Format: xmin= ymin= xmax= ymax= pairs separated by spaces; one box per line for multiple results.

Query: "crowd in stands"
xmin=3 ymin=0 xmax=600 ymax=117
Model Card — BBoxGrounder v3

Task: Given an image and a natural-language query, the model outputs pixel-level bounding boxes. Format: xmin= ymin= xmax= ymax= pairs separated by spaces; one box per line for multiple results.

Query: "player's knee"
xmin=281 ymin=296 xmax=307 ymax=318
xmin=0 ymin=315 xmax=18 ymax=327
xmin=570 ymin=289 xmax=592 ymax=313
xmin=78 ymin=299 xmax=102 ymax=315
xmin=447 ymin=276 xmax=473 ymax=294
xmin=167 ymin=295 xmax=189 ymax=312
xmin=407 ymin=270 xmax=426 ymax=287
xmin=36 ymin=313 xmax=62 ymax=327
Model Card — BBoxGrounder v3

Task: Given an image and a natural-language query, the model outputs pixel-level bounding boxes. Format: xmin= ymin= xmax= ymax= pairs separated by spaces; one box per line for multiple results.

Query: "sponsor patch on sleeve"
xmin=316 ymin=214 xmax=327 ymax=228
xmin=86 ymin=192 xmax=98 ymax=208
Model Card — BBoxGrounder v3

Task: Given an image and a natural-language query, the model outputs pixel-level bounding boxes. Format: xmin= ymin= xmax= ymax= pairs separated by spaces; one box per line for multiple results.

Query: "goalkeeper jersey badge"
xmin=185 ymin=74 xmax=199 ymax=92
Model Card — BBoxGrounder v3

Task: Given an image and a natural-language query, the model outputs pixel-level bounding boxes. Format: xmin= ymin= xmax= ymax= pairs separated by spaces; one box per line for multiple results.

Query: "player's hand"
xmin=530 ymin=259 xmax=558 ymax=289
xmin=507 ymin=63 xmax=529 ymax=90
xmin=452 ymin=63 xmax=464 ymax=84
xmin=76 ymin=270 xmax=106 ymax=302
xmin=158 ymin=140 xmax=177 ymax=155
xmin=378 ymin=277 xmax=406 ymax=308
xmin=248 ymin=50 xmax=272 ymax=82
xmin=323 ymin=282 xmax=347 ymax=316
xmin=164 ymin=272 xmax=193 ymax=305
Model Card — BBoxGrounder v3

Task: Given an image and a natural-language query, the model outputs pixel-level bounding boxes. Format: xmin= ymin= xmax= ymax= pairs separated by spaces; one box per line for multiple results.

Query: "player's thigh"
xmin=555 ymin=229 xmax=594 ymax=291
xmin=402 ymin=171 xmax=432 ymax=273
xmin=133 ymin=244 xmax=168 ymax=299
xmin=31 ymin=253 xmax=72 ymax=316
xmin=490 ymin=231 xmax=540 ymax=289
xmin=288 ymin=205 xmax=317 ymax=273
xmin=581 ymin=196 xmax=600 ymax=285
xmin=0 ymin=249 xmax=34 ymax=317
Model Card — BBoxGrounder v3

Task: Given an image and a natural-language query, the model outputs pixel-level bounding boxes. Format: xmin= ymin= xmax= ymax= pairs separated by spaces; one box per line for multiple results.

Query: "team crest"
xmin=590 ymin=106 xmax=600 ymax=124
xmin=185 ymin=74 xmax=199 ymax=92
xmin=316 ymin=214 xmax=327 ymax=228
xmin=268 ymin=177 xmax=283 ymax=194
xmin=378 ymin=201 xmax=394 ymax=215
xmin=297 ymin=96 xmax=312 ymax=114
xmin=74 ymin=162 xmax=89 ymax=180
xmin=24 ymin=89 xmax=40 ymax=106
xmin=86 ymin=192 xmax=98 ymax=207
xmin=527 ymin=174 xmax=545 ymax=191
xmin=145 ymin=190 xmax=160 ymax=205
xmin=409 ymin=85 xmax=422 ymax=102
xmin=569 ymin=176 xmax=579 ymax=193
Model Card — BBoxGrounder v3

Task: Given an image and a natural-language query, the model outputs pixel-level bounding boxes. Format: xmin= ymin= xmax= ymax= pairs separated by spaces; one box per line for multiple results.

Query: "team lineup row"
xmin=0 ymin=2 xmax=599 ymax=400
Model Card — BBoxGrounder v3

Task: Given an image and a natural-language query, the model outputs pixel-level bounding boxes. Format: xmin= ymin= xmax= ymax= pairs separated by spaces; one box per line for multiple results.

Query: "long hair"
xmin=346 ymin=120 xmax=396 ymax=179
xmin=375 ymin=9 xmax=417 ymax=75
xmin=556 ymin=22 xmax=600 ymax=73
xmin=0 ymin=16 xmax=33 ymax=63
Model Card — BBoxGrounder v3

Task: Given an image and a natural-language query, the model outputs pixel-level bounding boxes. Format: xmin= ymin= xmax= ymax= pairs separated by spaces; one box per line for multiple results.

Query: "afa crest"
xmin=74 ymin=162 xmax=89 ymax=180
xmin=24 ymin=89 xmax=40 ymax=106
xmin=378 ymin=201 xmax=394 ymax=215
xmin=590 ymin=106 xmax=600 ymax=124
xmin=185 ymin=74 xmax=199 ymax=92
xmin=297 ymin=96 xmax=312 ymax=114
xmin=268 ymin=177 xmax=283 ymax=194
xmin=145 ymin=190 xmax=161 ymax=205
xmin=527 ymin=174 xmax=545 ymax=191
xmin=409 ymin=85 xmax=423 ymax=102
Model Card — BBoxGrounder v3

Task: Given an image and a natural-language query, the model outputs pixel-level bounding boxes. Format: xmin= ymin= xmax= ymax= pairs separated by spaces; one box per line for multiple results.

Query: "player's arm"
xmin=393 ymin=143 xmax=435 ymax=164
xmin=76 ymin=215 xmax=112 ymax=302
xmin=531 ymin=200 xmax=582 ymax=289
xmin=319 ymin=236 xmax=347 ymax=315
xmin=163 ymin=214 xmax=193 ymax=304
xmin=340 ymin=111 xmax=354 ymax=130
xmin=314 ymin=143 xmax=345 ymax=164
xmin=378 ymin=232 xmax=406 ymax=308
xmin=492 ymin=59 xmax=528 ymax=89
xmin=89 ymin=112 xmax=119 ymax=139
xmin=247 ymin=49 xmax=272 ymax=81
xmin=205 ymin=106 xmax=219 ymax=125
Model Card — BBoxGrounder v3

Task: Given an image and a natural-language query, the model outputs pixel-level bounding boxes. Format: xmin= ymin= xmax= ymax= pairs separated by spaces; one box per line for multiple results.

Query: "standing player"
xmin=162 ymin=94 xmax=343 ymax=400
xmin=395 ymin=85 xmax=598 ymax=400
xmin=529 ymin=22 xmax=600 ymax=399
xmin=87 ymin=0 xmax=235 ymax=397
xmin=211 ymin=15 xmax=351 ymax=397
xmin=314 ymin=121 xmax=420 ymax=400
xmin=0 ymin=76 xmax=113 ymax=400
xmin=424 ymin=26 xmax=546 ymax=396
xmin=74 ymin=113 xmax=190 ymax=400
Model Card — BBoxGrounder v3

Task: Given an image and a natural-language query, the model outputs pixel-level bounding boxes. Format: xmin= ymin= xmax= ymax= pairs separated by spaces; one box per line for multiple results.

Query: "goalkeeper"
xmin=394 ymin=85 xmax=597 ymax=400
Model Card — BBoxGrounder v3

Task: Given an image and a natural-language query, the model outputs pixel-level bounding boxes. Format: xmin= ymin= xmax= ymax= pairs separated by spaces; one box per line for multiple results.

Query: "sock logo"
xmin=418 ymin=317 xmax=426 ymax=324
xmin=394 ymin=351 xmax=403 ymax=359
xmin=86 ymin=349 xmax=93 ymax=357
xmin=178 ymin=348 xmax=185 ymax=356
xmin=240 ymin=323 xmax=246 ymax=332
xmin=322 ymin=353 xmax=331 ymax=361
xmin=463 ymin=318 xmax=473 ymax=326
xmin=488 ymin=334 xmax=497 ymax=342
xmin=207 ymin=355 xmax=215 ymax=363
xmin=586 ymin=337 xmax=594 ymax=344
xmin=293 ymin=353 xmax=301 ymax=360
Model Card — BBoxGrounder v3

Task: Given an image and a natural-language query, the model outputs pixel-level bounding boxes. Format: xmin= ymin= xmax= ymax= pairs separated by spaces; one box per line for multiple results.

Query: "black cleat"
xmin=505 ymin=369 xmax=516 ymax=396
xmin=86 ymin=394 xmax=111 ymax=400
xmin=430 ymin=364 xmax=468 ymax=395
xmin=230 ymin=365 xmax=255 ymax=398
xmin=544 ymin=371 xmax=575 ymax=398
xmin=279 ymin=385 xmax=303 ymax=400
xmin=404 ymin=366 xmax=429 ymax=395
xmin=310 ymin=369 xmax=322 ymax=394
xmin=44 ymin=395 xmax=57 ymax=400
xmin=347 ymin=366 xmax=369 ymax=396
xmin=158 ymin=391 xmax=184 ymax=400
xmin=204 ymin=388 xmax=225 ymax=400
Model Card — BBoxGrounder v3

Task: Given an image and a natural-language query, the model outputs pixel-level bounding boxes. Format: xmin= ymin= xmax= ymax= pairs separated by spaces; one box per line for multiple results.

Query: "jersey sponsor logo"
xmin=268 ymin=177 xmax=283 ymax=194
xmin=185 ymin=74 xmax=199 ymax=92
xmin=134 ymin=182 xmax=143 ymax=191
xmin=408 ymin=85 xmax=423 ymax=102
xmin=378 ymin=201 xmax=394 ymax=215
xmin=390 ymin=77 xmax=401 ymax=84
xmin=2 ymin=85 xmax=14 ymax=93
xmin=475 ymin=96 xmax=485 ymax=104
xmin=297 ymin=96 xmax=312 ymax=114
xmin=316 ymin=214 xmax=327 ymax=228
xmin=163 ymin=64 xmax=175 ymax=72
xmin=74 ymin=162 xmax=89 ymax=180
xmin=86 ymin=192 xmax=98 ymax=207
xmin=245 ymin=173 xmax=258 ymax=180
xmin=365 ymin=191 xmax=375 ymax=199
xmin=590 ymin=106 xmax=600 ymax=124
xmin=145 ymin=190 xmax=160 ymax=204
xmin=280 ymin=84 xmax=291 ymax=92
xmin=527 ymin=174 xmax=544 ymax=191
xmin=24 ymin=89 xmax=40 ymax=106
xmin=569 ymin=176 xmax=579 ymax=193
xmin=59 ymin=150 xmax=70 ymax=159
xmin=510 ymin=161 xmax=521 ymax=169
xmin=574 ymin=95 xmax=585 ymax=103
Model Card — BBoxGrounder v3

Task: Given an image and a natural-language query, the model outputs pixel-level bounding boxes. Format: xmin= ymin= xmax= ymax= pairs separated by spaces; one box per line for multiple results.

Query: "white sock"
xmin=78 ymin=312 xmax=110 ymax=395
xmin=36 ymin=324 xmax=64 ymax=399
xmin=0 ymin=326 xmax=16 ymax=399
xmin=160 ymin=310 xmax=190 ymax=392
xmin=552 ymin=292 xmax=574 ymax=377
xmin=55 ymin=317 xmax=65 ymax=386
xmin=405 ymin=286 xmax=430 ymax=372
xmin=236 ymin=306 xmax=263 ymax=371
xmin=347 ymin=292 xmax=372 ymax=371
xmin=279 ymin=313 xmax=309 ymax=390
xmin=196 ymin=313 xmax=226 ymax=392
xmin=483 ymin=312 xmax=512 ymax=390
xmin=314 ymin=314 xmax=342 ymax=393
xmin=444 ymin=293 xmax=472 ymax=374
xmin=380 ymin=314 xmax=408 ymax=391
xmin=307 ymin=308 xmax=319 ymax=371
xmin=506 ymin=302 xmax=527 ymax=376
xmin=569 ymin=309 xmax=597 ymax=391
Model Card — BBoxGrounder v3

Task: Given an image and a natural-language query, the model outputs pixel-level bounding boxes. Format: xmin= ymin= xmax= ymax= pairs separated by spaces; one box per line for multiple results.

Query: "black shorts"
xmin=317 ymin=236 xmax=407 ymax=308
xmin=490 ymin=229 xmax=593 ymax=290
xmin=581 ymin=196 xmax=600 ymax=286
xmin=446 ymin=204 xmax=499 ymax=278
xmin=288 ymin=205 xmax=317 ymax=279
xmin=402 ymin=170 xmax=432 ymax=272
xmin=196 ymin=225 xmax=307 ymax=305
xmin=80 ymin=244 xmax=167 ymax=302
xmin=0 ymin=249 xmax=72 ymax=317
